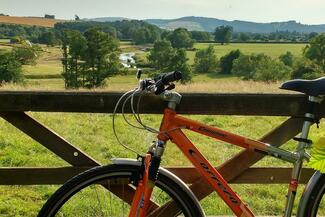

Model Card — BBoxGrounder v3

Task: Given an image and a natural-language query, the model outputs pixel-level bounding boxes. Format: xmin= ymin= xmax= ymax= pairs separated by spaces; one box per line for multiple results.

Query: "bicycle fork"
xmin=129 ymin=140 xmax=165 ymax=217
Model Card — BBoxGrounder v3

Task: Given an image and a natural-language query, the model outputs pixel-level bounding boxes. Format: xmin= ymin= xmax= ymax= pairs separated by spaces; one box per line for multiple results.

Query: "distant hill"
xmin=0 ymin=15 xmax=64 ymax=27
xmin=145 ymin=16 xmax=325 ymax=33
xmin=85 ymin=17 xmax=130 ymax=22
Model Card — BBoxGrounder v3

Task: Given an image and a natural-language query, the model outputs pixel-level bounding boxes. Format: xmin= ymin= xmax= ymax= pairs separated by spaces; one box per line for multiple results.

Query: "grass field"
xmin=0 ymin=41 xmax=322 ymax=216
xmin=0 ymin=16 xmax=63 ymax=27
xmin=186 ymin=43 xmax=306 ymax=65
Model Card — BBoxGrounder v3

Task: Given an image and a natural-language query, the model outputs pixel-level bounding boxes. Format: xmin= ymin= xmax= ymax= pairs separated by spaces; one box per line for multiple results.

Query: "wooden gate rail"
xmin=1 ymin=91 xmax=323 ymax=116
xmin=0 ymin=91 xmax=324 ymax=213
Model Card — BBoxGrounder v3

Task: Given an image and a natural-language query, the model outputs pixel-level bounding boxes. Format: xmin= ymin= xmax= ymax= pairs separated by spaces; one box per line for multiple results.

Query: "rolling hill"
xmin=0 ymin=15 xmax=64 ymax=27
xmin=145 ymin=16 xmax=325 ymax=33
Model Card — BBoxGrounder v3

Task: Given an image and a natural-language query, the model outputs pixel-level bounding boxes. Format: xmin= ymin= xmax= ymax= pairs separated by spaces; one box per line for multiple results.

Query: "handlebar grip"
xmin=161 ymin=71 xmax=182 ymax=84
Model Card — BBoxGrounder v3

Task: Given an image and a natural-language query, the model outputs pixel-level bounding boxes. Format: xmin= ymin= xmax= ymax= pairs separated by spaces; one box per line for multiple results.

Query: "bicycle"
xmin=38 ymin=71 xmax=325 ymax=217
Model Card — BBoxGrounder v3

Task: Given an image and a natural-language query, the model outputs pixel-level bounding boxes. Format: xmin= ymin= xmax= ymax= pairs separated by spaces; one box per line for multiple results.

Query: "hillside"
xmin=0 ymin=15 xmax=63 ymax=27
xmin=145 ymin=16 xmax=325 ymax=33
xmin=83 ymin=17 xmax=129 ymax=22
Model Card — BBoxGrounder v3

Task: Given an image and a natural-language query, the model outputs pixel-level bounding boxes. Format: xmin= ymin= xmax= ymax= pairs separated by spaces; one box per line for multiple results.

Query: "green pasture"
xmin=186 ymin=43 xmax=306 ymax=65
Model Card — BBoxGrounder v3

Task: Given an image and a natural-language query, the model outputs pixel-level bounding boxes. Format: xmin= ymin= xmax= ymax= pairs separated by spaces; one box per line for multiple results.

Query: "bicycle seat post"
xmin=284 ymin=95 xmax=323 ymax=217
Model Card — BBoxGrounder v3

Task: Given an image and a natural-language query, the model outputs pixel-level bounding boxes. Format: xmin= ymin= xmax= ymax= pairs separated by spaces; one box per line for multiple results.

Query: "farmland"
xmin=1 ymin=41 xmax=323 ymax=216
xmin=0 ymin=16 xmax=63 ymax=27
xmin=0 ymin=41 xmax=307 ymax=90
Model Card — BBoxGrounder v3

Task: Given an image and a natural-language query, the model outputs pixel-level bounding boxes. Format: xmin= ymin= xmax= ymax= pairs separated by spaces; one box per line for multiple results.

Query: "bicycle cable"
xmin=112 ymin=89 xmax=142 ymax=155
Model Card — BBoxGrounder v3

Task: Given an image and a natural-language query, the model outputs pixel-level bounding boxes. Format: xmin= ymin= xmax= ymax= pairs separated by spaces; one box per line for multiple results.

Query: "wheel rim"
xmin=47 ymin=170 xmax=190 ymax=217
xmin=311 ymin=183 xmax=325 ymax=216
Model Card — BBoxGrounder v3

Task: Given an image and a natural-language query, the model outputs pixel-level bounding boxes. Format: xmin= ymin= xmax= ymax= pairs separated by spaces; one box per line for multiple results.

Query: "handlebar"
xmin=140 ymin=71 xmax=182 ymax=95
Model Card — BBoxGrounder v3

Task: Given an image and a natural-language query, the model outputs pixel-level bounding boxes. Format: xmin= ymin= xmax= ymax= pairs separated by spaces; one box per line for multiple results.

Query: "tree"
xmin=239 ymin=33 xmax=250 ymax=42
xmin=148 ymin=40 xmax=174 ymax=70
xmin=133 ymin=28 xmax=148 ymax=45
xmin=303 ymin=33 xmax=325 ymax=70
xmin=253 ymin=58 xmax=290 ymax=82
xmin=233 ymin=53 xmax=290 ymax=82
xmin=291 ymin=58 xmax=323 ymax=79
xmin=0 ymin=51 xmax=23 ymax=83
xmin=168 ymin=49 xmax=192 ymax=83
xmin=12 ymin=44 xmax=40 ymax=65
xmin=38 ymin=31 xmax=59 ymax=46
xmin=83 ymin=27 xmax=120 ymax=87
xmin=194 ymin=45 xmax=218 ymax=73
xmin=219 ymin=49 xmax=241 ymax=74
xmin=214 ymin=25 xmax=233 ymax=45
xmin=44 ymin=14 xmax=55 ymax=19
xmin=191 ymin=31 xmax=213 ymax=41
xmin=168 ymin=28 xmax=195 ymax=49
xmin=75 ymin=15 xmax=80 ymax=21
xmin=279 ymin=51 xmax=294 ymax=67
xmin=61 ymin=28 xmax=121 ymax=88
xmin=62 ymin=30 xmax=87 ymax=88
xmin=148 ymin=40 xmax=192 ymax=83
xmin=132 ymin=26 xmax=160 ymax=44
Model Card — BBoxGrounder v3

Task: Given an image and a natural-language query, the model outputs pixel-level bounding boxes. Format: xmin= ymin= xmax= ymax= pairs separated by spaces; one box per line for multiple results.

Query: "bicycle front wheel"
xmin=38 ymin=163 xmax=204 ymax=217
xmin=297 ymin=171 xmax=325 ymax=217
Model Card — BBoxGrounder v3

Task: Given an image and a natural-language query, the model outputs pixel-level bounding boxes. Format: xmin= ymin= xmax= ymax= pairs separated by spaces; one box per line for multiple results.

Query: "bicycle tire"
xmin=297 ymin=171 xmax=325 ymax=217
xmin=38 ymin=163 xmax=204 ymax=217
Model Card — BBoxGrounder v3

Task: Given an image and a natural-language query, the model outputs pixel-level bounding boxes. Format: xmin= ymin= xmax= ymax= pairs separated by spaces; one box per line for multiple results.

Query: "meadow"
xmin=1 ymin=41 xmax=323 ymax=216
xmin=0 ymin=16 xmax=62 ymax=27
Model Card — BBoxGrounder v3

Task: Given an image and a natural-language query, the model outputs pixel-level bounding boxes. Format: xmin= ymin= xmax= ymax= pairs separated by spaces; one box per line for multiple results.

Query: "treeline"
xmin=0 ymin=21 xmax=319 ymax=47
xmin=54 ymin=20 xmax=162 ymax=43
xmin=0 ymin=24 xmax=52 ymax=43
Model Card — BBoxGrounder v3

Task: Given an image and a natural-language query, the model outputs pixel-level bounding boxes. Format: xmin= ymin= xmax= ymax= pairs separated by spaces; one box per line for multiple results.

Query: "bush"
xmin=0 ymin=51 xmax=23 ymax=84
xmin=233 ymin=53 xmax=290 ymax=82
xmin=194 ymin=45 xmax=218 ymax=73
xmin=291 ymin=58 xmax=324 ymax=79
xmin=219 ymin=49 xmax=241 ymax=74
xmin=304 ymin=33 xmax=325 ymax=70
xmin=253 ymin=59 xmax=290 ymax=82
xmin=279 ymin=51 xmax=294 ymax=67
xmin=12 ymin=44 xmax=40 ymax=65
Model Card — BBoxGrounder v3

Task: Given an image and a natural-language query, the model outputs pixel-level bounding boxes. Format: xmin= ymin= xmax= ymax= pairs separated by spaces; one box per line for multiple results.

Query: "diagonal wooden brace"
xmin=0 ymin=111 xmax=158 ymax=209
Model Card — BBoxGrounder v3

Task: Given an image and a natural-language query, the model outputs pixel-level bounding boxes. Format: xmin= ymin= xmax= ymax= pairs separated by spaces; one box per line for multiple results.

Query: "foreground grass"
xmin=0 ymin=110 xmax=324 ymax=216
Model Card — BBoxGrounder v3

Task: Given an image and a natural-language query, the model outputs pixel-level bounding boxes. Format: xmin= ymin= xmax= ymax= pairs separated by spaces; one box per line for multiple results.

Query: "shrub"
xmin=304 ymin=33 xmax=325 ymax=70
xmin=233 ymin=53 xmax=290 ymax=82
xmin=291 ymin=58 xmax=324 ymax=79
xmin=194 ymin=45 xmax=218 ymax=73
xmin=279 ymin=51 xmax=294 ymax=67
xmin=12 ymin=44 xmax=40 ymax=65
xmin=219 ymin=49 xmax=241 ymax=74
xmin=0 ymin=51 xmax=23 ymax=84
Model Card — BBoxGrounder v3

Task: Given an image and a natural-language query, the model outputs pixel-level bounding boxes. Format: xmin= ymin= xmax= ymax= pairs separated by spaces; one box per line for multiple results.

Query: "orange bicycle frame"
xmin=131 ymin=108 xmax=294 ymax=216
xmin=158 ymin=108 xmax=267 ymax=217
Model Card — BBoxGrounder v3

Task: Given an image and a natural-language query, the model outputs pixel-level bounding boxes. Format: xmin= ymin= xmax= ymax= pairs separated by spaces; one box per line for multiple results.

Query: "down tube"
xmin=168 ymin=129 xmax=255 ymax=217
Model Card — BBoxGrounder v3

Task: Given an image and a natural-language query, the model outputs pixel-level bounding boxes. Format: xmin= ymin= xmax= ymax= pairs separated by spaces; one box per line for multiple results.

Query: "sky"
xmin=1 ymin=0 xmax=325 ymax=24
